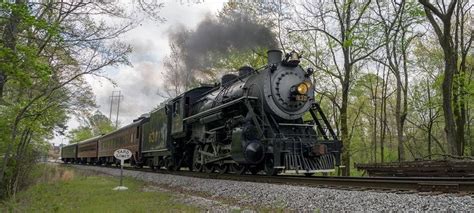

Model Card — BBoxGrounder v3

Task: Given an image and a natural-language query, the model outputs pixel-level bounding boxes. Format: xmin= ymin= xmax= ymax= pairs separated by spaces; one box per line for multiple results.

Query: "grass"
xmin=1 ymin=165 xmax=199 ymax=212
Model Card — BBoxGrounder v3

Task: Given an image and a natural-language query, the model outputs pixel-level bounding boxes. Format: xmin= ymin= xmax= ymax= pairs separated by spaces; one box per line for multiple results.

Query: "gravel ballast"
xmin=70 ymin=165 xmax=473 ymax=211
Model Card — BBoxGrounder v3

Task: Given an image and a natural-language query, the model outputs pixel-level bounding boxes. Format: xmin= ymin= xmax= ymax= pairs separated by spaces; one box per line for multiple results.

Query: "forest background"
xmin=0 ymin=0 xmax=472 ymax=199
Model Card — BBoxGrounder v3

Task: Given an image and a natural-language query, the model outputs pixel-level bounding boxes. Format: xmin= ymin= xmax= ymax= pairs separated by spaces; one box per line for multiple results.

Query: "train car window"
xmin=185 ymin=97 xmax=190 ymax=116
xmin=173 ymin=101 xmax=180 ymax=116
xmin=136 ymin=126 xmax=140 ymax=139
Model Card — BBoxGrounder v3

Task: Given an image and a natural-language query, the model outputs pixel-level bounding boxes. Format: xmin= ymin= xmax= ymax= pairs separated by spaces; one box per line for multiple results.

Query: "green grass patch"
xmin=1 ymin=165 xmax=199 ymax=212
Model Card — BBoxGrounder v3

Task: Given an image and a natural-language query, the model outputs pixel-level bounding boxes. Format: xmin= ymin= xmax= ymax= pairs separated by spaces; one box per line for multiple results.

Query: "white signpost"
xmin=113 ymin=149 xmax=132 ymax=191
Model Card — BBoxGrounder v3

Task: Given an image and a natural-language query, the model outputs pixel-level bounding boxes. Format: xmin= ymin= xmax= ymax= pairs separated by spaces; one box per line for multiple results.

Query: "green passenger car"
xmin=61 ymin=144 xmax=77 ymax=163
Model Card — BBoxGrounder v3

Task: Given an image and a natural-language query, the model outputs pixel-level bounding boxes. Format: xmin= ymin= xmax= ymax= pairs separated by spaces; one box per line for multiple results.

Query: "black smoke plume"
xmin=168 ymin=11 xmax=278 ymax=71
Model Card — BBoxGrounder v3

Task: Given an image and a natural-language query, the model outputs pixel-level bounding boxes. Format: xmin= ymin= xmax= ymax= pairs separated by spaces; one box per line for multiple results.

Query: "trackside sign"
xmin=114 ymin=149 xmax=132 ymax=160
xmin=113 ymin=149 xmax=132 ymax=191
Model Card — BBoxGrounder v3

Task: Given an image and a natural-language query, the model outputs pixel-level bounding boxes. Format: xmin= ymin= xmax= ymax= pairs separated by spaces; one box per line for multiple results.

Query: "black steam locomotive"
xmin=62 ymin=50 xmax=342 ymax=176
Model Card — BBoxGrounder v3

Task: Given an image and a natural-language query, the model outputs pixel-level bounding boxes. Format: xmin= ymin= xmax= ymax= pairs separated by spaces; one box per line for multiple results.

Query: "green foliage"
xmin=0 ymin=1 xmax=130 ymax=198
xmin=68 ymin=111 xmax=116 ymax=143
xmin=343 ymin=39 xmax=353 ymax=49
xmin=67 ymin=127 xmax=94 ymax=144
xmin=406 ymin=1 xmax=425 ymax=18
xmin=0 ymin=3 xmax=59 ymax=84
xmin=213 ymin=47 xmax=268 ymax=71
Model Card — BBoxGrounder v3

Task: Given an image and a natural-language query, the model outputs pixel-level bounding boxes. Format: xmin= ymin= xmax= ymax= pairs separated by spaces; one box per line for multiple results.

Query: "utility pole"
xmin=109 ymin=92 xmax=114 ymax=121
xmin=109 ymin=91 xmax=123 ymax=128
xmin=115 ymin=91 xmax=122 ymax=128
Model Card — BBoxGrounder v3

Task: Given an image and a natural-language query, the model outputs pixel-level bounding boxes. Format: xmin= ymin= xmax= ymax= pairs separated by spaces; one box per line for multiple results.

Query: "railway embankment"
xmin=68 ymin=164 xmax=474 ymax=211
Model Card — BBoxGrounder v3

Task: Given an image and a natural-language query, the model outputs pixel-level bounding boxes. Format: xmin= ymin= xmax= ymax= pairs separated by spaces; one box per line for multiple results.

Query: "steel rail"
xmin=61 ymin=162 xmax=474 ymax=193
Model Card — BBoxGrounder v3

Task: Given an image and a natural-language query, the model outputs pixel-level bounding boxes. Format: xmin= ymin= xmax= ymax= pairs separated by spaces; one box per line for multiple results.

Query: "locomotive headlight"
xmin=296 ymin=83 xmax=309 ymax=94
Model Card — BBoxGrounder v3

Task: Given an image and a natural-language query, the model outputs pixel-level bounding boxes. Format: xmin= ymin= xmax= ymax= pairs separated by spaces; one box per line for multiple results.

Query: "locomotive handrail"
xmin=183 ymin=96 xmax=258 ymax=122
xmin=278 ymin=123 xmax=314 ymax=127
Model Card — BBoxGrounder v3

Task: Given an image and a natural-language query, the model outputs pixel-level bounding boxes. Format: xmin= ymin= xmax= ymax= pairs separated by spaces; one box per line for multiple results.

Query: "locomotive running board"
xmin=284 ymin=169 xmax=335 ymax=174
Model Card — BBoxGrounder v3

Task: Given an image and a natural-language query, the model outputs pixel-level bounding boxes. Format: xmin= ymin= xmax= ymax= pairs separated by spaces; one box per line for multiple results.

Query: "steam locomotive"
xmin=62 ymin=50 xmax=342 ymax=176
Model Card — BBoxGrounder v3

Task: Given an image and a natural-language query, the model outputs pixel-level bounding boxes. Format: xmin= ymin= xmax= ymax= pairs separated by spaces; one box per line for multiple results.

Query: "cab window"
xmin=173 ymin=100 xmax=180 ymax=116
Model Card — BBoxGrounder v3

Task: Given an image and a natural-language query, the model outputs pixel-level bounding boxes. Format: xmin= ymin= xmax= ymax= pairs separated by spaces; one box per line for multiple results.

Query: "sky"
xmin=52 ymin=0 xmax=227 ymax=145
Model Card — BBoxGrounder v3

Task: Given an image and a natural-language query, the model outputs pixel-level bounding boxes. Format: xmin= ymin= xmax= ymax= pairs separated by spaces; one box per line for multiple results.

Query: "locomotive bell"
xmin=288 ymin=51 xmax=300 ymax=63
xmin=282 ymin=50 xmax=301 ymax=67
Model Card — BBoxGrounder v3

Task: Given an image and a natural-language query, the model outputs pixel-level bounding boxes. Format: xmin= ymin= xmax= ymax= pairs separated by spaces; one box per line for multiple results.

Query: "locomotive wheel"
xmin=216 ymin=164 xmax=229 ymax=174
xmin=248 ymin=166 xmax=260 ymax=175
xmin=149 ymin=161 xmax=157 ymax=171
xmin=204 ymin=164 xmax=215 ymax=173
xmin=165 ymin=158 xmax=174 ymax=171
xmin=192 ymin=145 xmax=203 ymax=172
xmin=133 ymin=160 xmax=143 ymax=169
xmin=166 ymin=157 xmax=181 ymax=171
xmin=304 ymin=173 xmax=314 ymax=177
xmin=202 ymin=144 xmax=215 ymax=173
xmin=264 ymin=157 xmax=279 ymax=176
xmin=232 ymin=164 xmax=247 ymax=175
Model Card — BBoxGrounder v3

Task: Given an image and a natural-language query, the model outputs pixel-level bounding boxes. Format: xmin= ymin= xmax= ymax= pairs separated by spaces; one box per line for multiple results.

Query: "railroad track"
xmin=61 ymin=162 xmax=474 ymax=194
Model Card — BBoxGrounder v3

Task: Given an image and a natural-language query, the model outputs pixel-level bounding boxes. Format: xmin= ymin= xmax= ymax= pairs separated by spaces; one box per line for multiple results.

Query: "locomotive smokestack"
xmin=267 ymin=49 xmax=282 ymax=65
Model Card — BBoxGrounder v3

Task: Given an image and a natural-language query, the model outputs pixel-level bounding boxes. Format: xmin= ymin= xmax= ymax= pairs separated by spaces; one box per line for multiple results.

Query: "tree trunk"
xmin=395 ymin=72 xmax=405 ymax=161
xmin=0 ymin=73 xmax=5 ymax=100
xmin=0 ymin=123 xmax=18 ymax=198
xmin=442 ymin=47 xmax=459 ymax=155
xmin=419 ymin=0 xmax=461 ymax=156
xmin=341 ymin=48 xmax=351 ymax=176
xmin=453 ymin=79 xmax=466 ymax=155
xmin=341 ymin=82 xmax=350 ymax=176
xmin=380 ymin=69 xmax=389 ymax=163
xmin=471 ymin=120 xmax=473 ymax=156
xmin=373 ymin=91 xmax=378 ymax=163
xmin=371 ymin=70 xmax=379 ymax=163
xmin=427 ymin=78 xmax=433 ymax=159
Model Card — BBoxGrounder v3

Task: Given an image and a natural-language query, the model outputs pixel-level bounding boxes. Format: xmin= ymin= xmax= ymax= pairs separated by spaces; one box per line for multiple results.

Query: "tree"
xmin=291 ymin=0 xmax=386 ymax=175
xmin=372 ymin=0 xmax=424 ymax=161
xmin=68 ymin=111 xmax=115 ymax=143
xmin=159 ymin=28 xmax=196 ymax=98
xmin=0 ymin=1 xmax=133 ymax=198
xmin=418 ymin=0 xmax=473 ymax=156
xmin=410 ymin=37 xmax=447 ymax=158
